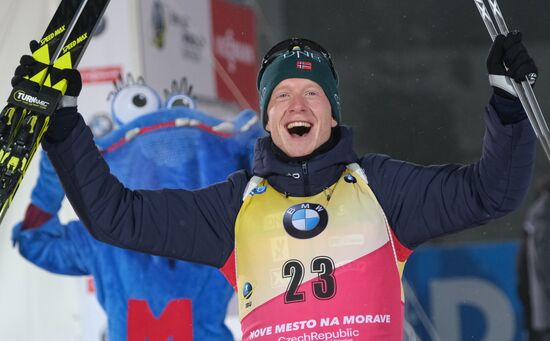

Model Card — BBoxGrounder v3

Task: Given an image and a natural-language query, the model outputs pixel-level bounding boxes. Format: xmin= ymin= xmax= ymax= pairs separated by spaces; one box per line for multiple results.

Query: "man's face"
xmin=265 ymin=78 xmax=337 ymax=158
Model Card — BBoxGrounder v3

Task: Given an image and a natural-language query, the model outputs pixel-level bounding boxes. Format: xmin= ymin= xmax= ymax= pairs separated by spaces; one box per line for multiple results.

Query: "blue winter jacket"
xmin=42 ymin=95 xmax=535 ymax=268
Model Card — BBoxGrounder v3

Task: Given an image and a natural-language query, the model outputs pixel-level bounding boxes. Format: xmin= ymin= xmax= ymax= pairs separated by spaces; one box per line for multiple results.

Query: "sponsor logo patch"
xmin=243 ymin=282 xmax=253 ymax=299
xmin=13 ymin=90 xmax=50 ymax=109
xmin=283 ymin=203 xmax=328 ymax=239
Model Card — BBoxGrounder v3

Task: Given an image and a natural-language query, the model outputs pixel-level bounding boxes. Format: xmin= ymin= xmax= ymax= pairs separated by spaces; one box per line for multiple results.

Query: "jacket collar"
xmin=252 ymin=126 xmax=358 ymax=196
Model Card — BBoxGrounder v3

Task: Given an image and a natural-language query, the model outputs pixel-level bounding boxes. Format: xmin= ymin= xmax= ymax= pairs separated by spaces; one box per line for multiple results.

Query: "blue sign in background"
xmin=404 ymin=241 xmax=524 ymax=340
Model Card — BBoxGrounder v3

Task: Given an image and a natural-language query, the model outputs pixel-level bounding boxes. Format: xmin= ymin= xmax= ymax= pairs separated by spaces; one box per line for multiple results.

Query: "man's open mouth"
xmin=287 ymin=121 xmax=312 ymax=136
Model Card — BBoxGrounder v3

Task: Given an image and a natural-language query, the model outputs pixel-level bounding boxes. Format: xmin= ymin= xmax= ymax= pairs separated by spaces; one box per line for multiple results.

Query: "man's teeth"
xmin=287 ymin=121 xmax=311 ymax=129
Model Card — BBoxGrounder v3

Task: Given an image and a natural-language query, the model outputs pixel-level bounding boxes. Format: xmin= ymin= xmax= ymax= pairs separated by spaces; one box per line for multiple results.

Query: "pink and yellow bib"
xmin=235 ymin=164 xmax=412 ymax=340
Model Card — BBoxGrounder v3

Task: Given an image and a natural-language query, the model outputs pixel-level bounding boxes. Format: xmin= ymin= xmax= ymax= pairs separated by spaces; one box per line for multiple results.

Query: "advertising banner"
xmin=211 ymin=0 xmax=258 ymax=109
xmin=139 ymin=0 xmax=215 ymax=100
xmin=139 ymin=0 xmax=258 ymax=110
xmin=404 ymin=242 xmax=523 ymax=341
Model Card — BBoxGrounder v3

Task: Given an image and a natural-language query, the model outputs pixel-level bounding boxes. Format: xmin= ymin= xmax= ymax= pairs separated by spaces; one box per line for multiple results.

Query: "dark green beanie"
xmin=257 ymin=48 xmax=340 ymax=129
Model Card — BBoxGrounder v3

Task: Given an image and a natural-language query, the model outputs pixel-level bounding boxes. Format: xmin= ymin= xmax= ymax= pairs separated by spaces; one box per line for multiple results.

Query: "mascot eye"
xmin=166 ymin=94 xmax=196 ymax=110
xmin=112 ymin=85 xmax=161 ymax=125
xmin=132 ymin=94 xmax=148 ymax=107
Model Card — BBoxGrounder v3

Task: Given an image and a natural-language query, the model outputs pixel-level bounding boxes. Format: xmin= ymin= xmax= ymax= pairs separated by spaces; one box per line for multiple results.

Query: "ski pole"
xmin=485 ymin=0 xmax=550 ymax=161
xmin=473 ymin=0 xmax=550 ymax=163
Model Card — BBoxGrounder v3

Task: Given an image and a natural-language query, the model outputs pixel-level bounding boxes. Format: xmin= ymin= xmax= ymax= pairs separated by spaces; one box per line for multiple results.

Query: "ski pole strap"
xmin=489 ymin=74 xmax=517 ymax=97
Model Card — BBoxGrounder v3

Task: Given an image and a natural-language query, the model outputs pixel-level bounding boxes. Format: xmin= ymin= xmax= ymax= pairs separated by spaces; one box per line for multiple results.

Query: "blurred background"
xmin=0 ymin=0 xmax=549 ymax=340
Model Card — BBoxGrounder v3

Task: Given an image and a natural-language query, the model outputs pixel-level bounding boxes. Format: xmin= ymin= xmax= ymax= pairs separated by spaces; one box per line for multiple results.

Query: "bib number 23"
xmin=282 ymin=256 xmax=336 ymax=303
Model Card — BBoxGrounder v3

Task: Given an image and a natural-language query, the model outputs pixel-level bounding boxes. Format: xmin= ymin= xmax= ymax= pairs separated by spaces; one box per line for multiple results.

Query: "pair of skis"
xmin=0 ymin=0 xmax=110 ymax=225
xmin=474 ymin=0 xmax=550 ymax=162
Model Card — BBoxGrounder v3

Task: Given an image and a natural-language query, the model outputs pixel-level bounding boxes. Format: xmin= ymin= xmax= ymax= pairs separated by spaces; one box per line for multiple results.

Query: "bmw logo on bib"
xmin=283 ymin=203 xmax=329 ymax=239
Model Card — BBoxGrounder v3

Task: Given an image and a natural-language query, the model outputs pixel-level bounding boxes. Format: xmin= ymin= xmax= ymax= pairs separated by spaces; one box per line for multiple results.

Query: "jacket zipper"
xmin=301 ymin=161 xmax=310 ymax=196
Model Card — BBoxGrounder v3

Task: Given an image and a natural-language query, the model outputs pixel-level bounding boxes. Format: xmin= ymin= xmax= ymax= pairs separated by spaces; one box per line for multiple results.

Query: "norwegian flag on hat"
xmin=296 ymin=60 xmax=312 ymax=70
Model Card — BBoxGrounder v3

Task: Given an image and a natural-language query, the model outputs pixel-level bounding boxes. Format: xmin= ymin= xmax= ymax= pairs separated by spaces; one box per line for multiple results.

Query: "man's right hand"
xmin=12 ymin=40 xmax=83 ymax=107
xmin=11 ymin=41 xmax=84 ymax=143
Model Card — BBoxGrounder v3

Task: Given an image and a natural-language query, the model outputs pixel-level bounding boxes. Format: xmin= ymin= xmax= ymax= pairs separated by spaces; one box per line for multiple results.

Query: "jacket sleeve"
xmin=363 ymin=95 xmax=536 ymax=249
xmin=42 ymin=109 xmax=246 ymax=268
xmin=12 ymin=218 xmax=93 ymax=275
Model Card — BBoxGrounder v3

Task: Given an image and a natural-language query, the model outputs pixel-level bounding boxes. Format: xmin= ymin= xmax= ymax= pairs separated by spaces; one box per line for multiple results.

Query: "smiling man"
xmin=258 ymin=43 xmax=340 ymax=159
xmin=11 ymin=34 xmax=538 ymax=340
xmin=266 ymin=78 xmax=336 ymax=157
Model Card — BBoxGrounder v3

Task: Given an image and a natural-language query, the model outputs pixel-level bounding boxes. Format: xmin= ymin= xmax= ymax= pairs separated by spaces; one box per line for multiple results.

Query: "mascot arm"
xmin=12 ymin=151 xmax=93 ymax=275
xmin=13 ymin=219 xmax=92 ymax=275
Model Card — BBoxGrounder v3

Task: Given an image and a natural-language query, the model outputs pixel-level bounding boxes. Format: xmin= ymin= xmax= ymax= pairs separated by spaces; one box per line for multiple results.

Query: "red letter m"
xmin=128 ymin=299 xmax=192 ymax=341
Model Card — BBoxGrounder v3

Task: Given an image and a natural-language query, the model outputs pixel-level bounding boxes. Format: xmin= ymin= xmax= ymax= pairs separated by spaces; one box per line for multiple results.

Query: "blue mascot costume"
xmin=12 ymin=75 xmax=263 ymax=341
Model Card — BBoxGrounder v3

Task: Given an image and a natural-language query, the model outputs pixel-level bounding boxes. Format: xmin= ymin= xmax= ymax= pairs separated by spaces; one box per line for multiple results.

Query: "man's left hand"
xmin=487 ymin=31 xmax=538 ymax=99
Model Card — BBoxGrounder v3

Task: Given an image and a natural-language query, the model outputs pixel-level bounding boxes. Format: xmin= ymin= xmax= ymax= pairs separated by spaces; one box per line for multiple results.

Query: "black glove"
xmin=11 ymin=41 xmax=83 ymax=143
xmin=51 ymin=67 xmax=82 ymax=98
xmin=44 ymin=106 xmax=81 ymax=143
xmin=11 ymin=56 xmax=43 ymax=92
xmin=11 ymin=41 xmax=46 ymax=92
xmin=487 ymin=31 xmax=538 ymax=99
xmin=12 ymin=40 xmax=83 ymax=105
